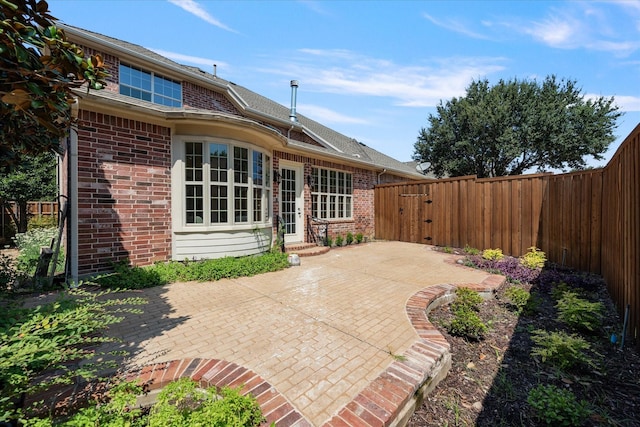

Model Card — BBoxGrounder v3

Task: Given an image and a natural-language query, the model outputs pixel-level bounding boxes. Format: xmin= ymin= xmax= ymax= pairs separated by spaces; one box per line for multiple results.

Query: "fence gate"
xmin=398 ymin=190 xmax=433 ymax=244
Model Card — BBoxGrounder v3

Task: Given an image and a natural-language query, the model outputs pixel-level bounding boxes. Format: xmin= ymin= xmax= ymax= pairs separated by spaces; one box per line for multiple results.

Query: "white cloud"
xmin=422 ymin=12 xmax=491 ymax=40
xmin=264 ymin=49 xmax=506 ymax=108
xmin=149 ymin=49 xmax=228 ymax=69
xmin=612 ymin=95 xmax=640 ymax=112
xmin=525 ymin=15 xmax=581 ymax=47
xmin=167 ymin=0 xmax=236 ymax=32
xmin=297 ymin=104 xmax=369 ymax=124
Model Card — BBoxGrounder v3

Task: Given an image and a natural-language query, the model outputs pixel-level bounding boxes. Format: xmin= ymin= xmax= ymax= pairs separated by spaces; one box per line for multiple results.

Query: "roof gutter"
xmin=377 ymin=169 xmax=387 ymax=185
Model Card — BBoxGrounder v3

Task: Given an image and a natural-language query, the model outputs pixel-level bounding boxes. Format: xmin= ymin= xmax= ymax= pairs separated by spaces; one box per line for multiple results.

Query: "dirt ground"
xmin=408 ymin=279 xmax=640 ymax=426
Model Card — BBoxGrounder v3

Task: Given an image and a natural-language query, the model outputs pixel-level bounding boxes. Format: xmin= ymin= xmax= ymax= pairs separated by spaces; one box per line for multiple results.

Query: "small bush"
xmin=326 ymin=235 xmax=333 ymax=247
xmin=504 ymin=286 xmax=538 ymax=314
xmin=448 ymin=308 xmax=487 ymax=340
xmin=527 ymin=384 xmax=591 ymax=426
xmin=346 ymin=232 xmax=354 ymax=245
xmin=355 ymin=233 xmax=364 ymax=244
xmin=520 ymin=246 xmax=547 ymax=269
xmin=29 ymin=377 xmax=264 ymax=426
xmin=442 ymin=246 xmax=454 ymax=254
xmin=335 ymin=235 xmax=344 ymax=247
xmin=447 ymin=287 xmax=487 ymax=340
xmin=482 ymin=248 xmax=504 ymax=261
xmin=27 ymin=215 xmax=58 ymax=230
xmin=13 ymin=227 xmax=64 ymax=275
xmin=452 ymin=287 xmax=483 ymax=312
xmin=556 ymin=291 xmax=603 ymax=332
xmin=530 ymin=329 xmax=594 ymax=370
xmin=463 ymin=244 xmax=480 ymax=255
xmin=550 ymin=281 xmax=573 ymax=300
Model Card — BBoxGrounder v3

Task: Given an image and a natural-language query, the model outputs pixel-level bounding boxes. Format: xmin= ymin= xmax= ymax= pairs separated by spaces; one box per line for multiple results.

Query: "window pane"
xmin=253 ymin=188 xmax=262 ymax=222
xmin=235 ymin=186 xmax=248 ymax=223
xmin=320 ymin=169 xmax=328 ymax=193
xmin=210 ymin=185 xmax=228 ymax=223
xmin=346 ymin=173 xmax=353 ymax=194
xmin=210 ymin=143 xmax=228 ymax=183
xmin=185 ymin=142 xmax=203 ymax=182
xmin=234 ymin=147 xmax=248 ymax=184
xmin=252 ymin=151 xmax=263 ymax=186
xmin=186 ymin=184 xmax=203 ymax=224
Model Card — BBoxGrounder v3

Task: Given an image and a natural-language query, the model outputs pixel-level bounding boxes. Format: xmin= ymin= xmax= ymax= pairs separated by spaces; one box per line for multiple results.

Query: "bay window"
xmin=182 ymin=140 xmax=270 ymax=227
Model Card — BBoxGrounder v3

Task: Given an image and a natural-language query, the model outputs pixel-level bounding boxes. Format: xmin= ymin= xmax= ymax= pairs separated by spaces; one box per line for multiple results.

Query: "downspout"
xmin=67 ymin=100 xmax=79 ymax=282
xmin=377 ymin=169 xmax=387 ymax=185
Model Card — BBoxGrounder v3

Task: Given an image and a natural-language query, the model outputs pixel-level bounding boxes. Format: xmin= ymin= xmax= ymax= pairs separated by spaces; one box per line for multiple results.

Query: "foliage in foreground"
xmin=95 ymin=251 xmax=290 ymax=289
xmin=527 ymin=384 xmax=591 ymax=426
xmin=23 ymin=377 xmax=264 ymax=427
xmin=0 ymin=288 xmax=146 ymax=423
xmin=0 ymin=0 xmax=108 ymax=166
xmin=13 ymin=226 xmax=64 ymax=276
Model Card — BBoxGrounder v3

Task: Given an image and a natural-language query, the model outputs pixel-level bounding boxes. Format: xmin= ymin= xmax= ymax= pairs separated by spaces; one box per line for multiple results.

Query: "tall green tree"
xmin=0 ymin=0 xmax=108 ymax=166
xmin=414 ymin=76 xmax=622 ymax=178
xmin=0 ymin=152 xmax=57 ymax=232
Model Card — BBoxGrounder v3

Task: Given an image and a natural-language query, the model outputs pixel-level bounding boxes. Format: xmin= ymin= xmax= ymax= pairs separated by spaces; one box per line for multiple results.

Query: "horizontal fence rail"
xmin=375 ymin=123 xmax=640 ymax=349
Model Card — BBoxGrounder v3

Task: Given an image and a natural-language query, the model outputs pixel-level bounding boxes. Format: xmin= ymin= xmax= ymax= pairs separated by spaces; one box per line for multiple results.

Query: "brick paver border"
xmin=125 ymin=268 xmax=505 ymax=427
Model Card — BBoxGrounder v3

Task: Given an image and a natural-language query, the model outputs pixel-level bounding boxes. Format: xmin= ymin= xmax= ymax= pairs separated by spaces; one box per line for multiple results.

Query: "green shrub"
xmin=95 ymin=252 xmax=289 ymax=290
xmin=27 ymin=377 xmax=264 ymax=427
xmin=482 ymin=248 xmax=504 ymax=261
xmin=520 ymin=246 xmax=546 ymax=269
xmin=149 ymin=378 xmax=263 ymax=427
xmin=12 ymin=227 xmax=64 ymax=275
xmin=27 ymin=215 xmax=58 ymax=230
xmin=551 ymin=281 xmax=572 ymax=301
xmin=463 ymin=244 xmax=480 ymax=255
xmin=448 ymin=307 xmax=488 ymax=340
xmin=527 ymin=384 xmax=591 ymax=426
xmin=504 ymin=286 xmax=539 ymax=314
xmin=355 ymin=233 xmax=364 ymax=244
xmin=335 ymin=235 xmax=344 ymax=247
xmin=556 ymin=291 xmax=603 ymax=332
xmin=441 ymin=246 xmax=453 ymax=254
xmin=530 ymin=329 xmax=594 ymax=370
xmin=326 ymin=235 xmax=333 ymax=247
xmin=346 ymin=232 xmax=354 ymax=245
xmin=0 ymin=289 xmax=146 ymax=423
xmin=452 ymin=287 xmax=483 ymax=312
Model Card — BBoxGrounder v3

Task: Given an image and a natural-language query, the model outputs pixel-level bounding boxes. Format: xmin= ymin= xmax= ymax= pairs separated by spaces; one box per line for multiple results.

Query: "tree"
xmin=0 ymin=152 xmax=57 ymax=232
xmin=413 ymin=76 xmax=622 ymax=178
xmin=0 ymin=0 xmax=108 ymax=166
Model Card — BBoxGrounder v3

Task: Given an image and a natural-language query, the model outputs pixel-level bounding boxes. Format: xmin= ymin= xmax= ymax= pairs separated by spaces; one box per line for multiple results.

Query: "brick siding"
xmin=76 ymin=111 xmax=172 ymax=275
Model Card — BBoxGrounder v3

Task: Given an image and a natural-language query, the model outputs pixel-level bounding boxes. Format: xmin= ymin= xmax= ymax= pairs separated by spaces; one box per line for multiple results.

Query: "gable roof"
xmin=61 ymin=24 xmax=422 ymax=179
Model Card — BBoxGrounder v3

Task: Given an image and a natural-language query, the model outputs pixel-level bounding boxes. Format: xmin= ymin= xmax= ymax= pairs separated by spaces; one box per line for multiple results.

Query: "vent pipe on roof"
xmin=289 ymin=80 xmax=299 ymax=122
xmin=213 ymin=64 xmax=217 ymax=78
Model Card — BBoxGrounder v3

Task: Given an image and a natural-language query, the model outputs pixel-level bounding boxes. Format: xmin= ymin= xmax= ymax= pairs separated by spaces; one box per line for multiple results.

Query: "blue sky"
xmin=50 ymin=0 xmax=640 ymax=167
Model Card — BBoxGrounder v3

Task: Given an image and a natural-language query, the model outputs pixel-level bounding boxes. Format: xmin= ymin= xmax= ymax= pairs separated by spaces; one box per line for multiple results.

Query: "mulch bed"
xmin=408 ymin=265 xmax=640 ymax=426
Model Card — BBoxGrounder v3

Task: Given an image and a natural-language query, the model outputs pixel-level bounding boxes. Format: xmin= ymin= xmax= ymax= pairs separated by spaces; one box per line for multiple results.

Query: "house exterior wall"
xmin=274 ymin=151 xmax=377 ymax=242
xmin=76 ymin=110 xmax=172 ymax=275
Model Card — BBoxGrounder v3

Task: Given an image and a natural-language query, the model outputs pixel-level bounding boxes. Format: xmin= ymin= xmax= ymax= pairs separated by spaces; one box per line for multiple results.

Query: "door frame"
xmin=278 ymin=161 xmax=304 ymax=243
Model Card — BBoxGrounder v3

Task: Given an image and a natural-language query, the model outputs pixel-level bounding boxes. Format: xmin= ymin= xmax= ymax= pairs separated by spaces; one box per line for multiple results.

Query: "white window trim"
xmin=311 ymin=166 xmax=353 ymax=220
xmin=172 ymin=136 xmax=272 ymax=233
xmin=119 ymin=63 xmax=182 ymax=107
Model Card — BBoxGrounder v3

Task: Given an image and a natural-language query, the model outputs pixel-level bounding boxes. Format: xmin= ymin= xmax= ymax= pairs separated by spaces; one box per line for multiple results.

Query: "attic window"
xmin=119 ymin=64 xmax=182 ymax=107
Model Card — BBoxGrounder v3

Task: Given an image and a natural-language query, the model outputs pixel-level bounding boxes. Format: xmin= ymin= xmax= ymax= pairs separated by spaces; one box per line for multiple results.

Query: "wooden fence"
xmin=375 ymin=123 xmax=640 ymax=346
xmin=1 ymin=201 xmax=58 ymax=240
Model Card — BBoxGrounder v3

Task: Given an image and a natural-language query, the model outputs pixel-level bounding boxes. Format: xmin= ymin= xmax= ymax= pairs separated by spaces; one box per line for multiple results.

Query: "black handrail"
xmin=307 ymin=215 xmax=329 ymax=246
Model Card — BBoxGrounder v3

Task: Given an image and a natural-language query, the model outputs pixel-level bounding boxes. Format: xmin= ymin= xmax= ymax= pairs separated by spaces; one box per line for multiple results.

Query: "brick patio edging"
xmin=125 ymin=270 xmax=505 ymax=427
xmin=321 ymin=273 xmax=505 ymax=427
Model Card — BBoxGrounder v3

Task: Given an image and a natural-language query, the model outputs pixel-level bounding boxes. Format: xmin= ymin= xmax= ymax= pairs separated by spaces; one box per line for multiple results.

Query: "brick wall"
xmin=76 ymin=111 xmax=172 ymax=274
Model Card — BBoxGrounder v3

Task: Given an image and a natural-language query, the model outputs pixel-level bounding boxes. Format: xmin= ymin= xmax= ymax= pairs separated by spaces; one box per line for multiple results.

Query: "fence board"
xmin=375 ymin=124 xmax=639 ymax=349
